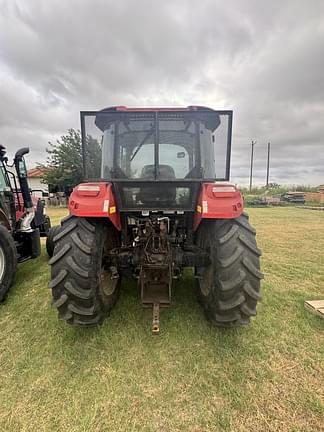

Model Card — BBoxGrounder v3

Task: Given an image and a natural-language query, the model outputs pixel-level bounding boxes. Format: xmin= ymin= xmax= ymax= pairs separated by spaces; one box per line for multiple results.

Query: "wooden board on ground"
xmin=304 ymin=300 xmax=324 ymax=318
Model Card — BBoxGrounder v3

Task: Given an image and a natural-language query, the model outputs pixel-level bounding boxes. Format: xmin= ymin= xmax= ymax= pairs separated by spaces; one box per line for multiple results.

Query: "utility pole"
xmin=249 ymin=140 xmax=256 ymax=192
xmin=266 ymin=142 xmax=271 ymax=188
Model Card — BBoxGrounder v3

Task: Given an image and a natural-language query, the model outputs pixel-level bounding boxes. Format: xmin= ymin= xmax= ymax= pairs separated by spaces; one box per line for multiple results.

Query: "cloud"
xmin=0 ymin=0 xmax=323 ymax=185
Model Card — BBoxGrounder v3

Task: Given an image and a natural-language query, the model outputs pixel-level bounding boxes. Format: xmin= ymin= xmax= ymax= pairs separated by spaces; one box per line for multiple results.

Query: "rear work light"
xmin=76 ymin=184 xmax=101 ymax=197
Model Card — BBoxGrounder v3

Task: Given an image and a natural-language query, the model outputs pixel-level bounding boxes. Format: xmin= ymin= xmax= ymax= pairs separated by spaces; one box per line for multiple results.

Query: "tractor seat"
xmin=138 ymin=164 xmax=177 ymax=205
xmin=140 ymin=164 xmax=176 ymax=180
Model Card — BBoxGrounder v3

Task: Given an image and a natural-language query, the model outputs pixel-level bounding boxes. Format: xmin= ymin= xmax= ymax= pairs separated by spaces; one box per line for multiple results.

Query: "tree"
xmin=41 ymin=129 xmax=102 ymax=191
xmin=41 ymin=129 xmax=83 ymax=190
xmin=84 ymin=135 xmax=102 ymax=179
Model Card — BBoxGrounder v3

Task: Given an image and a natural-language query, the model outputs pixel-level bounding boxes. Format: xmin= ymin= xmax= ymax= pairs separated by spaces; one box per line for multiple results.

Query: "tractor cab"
xmin=0 ymin=149 xmax=14 ymax=226
xmin=1 ymin=146 xmax=31 ymax=229
xmin=80 ymin=106 xmax=233 ymax=212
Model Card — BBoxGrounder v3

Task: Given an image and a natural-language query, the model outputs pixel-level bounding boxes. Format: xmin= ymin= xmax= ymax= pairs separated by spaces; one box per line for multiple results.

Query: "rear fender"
xmin=0 ymin=208 xmax=10 ymax=230
xmin=193 ymin=182 xmax=243 ymax=231
xmin=68 ymin=182 xmax=121 ymax=230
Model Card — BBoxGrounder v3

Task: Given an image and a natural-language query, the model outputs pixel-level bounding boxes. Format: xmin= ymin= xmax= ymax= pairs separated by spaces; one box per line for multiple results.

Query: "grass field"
xmin=0 ymin=207 xmax=323 ymax=431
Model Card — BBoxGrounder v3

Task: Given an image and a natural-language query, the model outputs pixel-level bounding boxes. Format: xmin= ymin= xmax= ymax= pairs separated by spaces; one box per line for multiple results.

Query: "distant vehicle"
xmin=281 ymin=192 xmax=305 ymax=204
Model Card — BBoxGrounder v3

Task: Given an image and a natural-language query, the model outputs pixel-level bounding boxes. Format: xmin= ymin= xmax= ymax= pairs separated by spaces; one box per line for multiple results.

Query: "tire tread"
xmin=196 ymin=214 xmax=263 ymax=327
xmin=48 ymin=216 xmax=120 ymax=327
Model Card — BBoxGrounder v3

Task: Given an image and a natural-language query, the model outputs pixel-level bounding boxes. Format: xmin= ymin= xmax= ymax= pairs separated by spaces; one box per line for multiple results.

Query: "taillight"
xmin=207 ymin=182 xmax=237 ymax=199
xmin=212 ymin=183 xmax=237 ymax=193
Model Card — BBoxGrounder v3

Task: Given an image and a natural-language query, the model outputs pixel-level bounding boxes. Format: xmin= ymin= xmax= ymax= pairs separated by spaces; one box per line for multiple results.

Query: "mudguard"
xmin=68 ymin=182 xmax=121 ymax=230
xmin=193 ymin=182 xmax=243 ymax=231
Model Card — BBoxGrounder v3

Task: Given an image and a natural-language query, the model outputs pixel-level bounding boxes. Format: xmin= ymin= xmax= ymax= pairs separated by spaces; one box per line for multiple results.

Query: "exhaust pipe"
xmin=14 ymin=147 xmax=35 ymax=232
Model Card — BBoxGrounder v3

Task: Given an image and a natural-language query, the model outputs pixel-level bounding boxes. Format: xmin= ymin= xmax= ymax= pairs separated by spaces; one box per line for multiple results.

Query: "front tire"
xmin=46 ymin=225 xmax=61 ymax=257
xmin=49 ymin=216 xmax=121 ymax=326
xmin=0 ymin=224 xmax=17 ymax=302
xmin=195 ymin=213 xmax=263 ymax=327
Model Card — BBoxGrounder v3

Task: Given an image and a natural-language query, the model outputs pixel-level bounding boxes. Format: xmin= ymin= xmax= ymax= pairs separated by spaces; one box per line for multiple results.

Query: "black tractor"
xmin=0 ymin=145 xmax=50 ymax=301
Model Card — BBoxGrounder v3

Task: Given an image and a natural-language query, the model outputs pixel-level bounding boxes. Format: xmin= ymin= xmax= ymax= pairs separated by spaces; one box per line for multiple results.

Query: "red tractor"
xmin=0 ymin=146 xmax=50 ymax=302
xmin=48 ymin=106 xmax=263 ymax=333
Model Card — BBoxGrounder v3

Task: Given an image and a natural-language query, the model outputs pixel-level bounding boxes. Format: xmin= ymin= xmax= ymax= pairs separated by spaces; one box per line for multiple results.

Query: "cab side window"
xmin=0 ymin=164 xmax=8 ymax=191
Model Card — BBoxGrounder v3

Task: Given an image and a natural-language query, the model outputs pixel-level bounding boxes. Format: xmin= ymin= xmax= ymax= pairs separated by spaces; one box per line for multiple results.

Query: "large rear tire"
xmin=0 ymin=224 xmax=17 ymax=302
xmin=195 ymin=213 xmax=263 ymax=327
xmin=49 ymin=216 xmax=121 ymax=326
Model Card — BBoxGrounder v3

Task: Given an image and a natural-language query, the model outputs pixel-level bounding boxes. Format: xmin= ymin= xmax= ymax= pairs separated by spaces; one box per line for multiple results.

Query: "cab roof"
xmin=98 ymin=105 xmax=216 ymax=113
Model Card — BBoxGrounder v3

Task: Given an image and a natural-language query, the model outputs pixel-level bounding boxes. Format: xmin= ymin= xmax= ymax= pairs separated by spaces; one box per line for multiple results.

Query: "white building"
xmin=27 ymin=167 xmax=49 ymax=197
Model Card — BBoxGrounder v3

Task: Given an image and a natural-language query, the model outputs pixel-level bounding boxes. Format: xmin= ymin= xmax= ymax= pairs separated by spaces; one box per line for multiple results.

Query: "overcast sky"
xmin=0 ymin=0 xmax=323 ymax=186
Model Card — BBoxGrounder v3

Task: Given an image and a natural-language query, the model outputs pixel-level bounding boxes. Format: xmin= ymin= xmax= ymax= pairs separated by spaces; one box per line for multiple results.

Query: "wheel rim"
xmin=100 ymin=265 xmax=118 ymax=297
xmin=199 ymin=264 xmax=213 ymax=296
xmin=0 ymin=246 xmax=5 ymax=283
